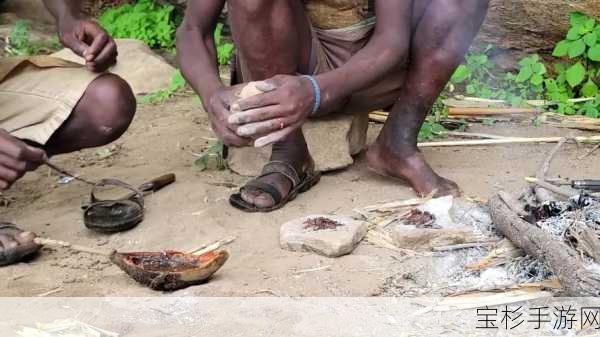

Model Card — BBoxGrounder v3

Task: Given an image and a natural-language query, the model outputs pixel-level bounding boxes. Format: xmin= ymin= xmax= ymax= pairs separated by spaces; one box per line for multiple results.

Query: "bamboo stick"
xmin=417 ymin=135 xmax=600 ymax=148
xmin=448 ymin=107 xmax=539 ymax=116
xmin=34 ymin=237 xmax=111 ymax=257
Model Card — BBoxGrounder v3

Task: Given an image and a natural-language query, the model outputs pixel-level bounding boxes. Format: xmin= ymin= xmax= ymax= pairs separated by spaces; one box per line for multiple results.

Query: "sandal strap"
xmin=0 ymin=222 xmax=18 ymax=231
xmin=243 ymin=180 xmax=283 ymax=205
xmin=260 ymin=161 xmax=302 ymax=188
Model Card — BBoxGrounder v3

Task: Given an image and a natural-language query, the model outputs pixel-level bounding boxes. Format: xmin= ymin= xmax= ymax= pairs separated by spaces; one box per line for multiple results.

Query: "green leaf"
xmin=589 ymin=45 xmax=600 ymax=61
xmin=553 ymin=40 xmax=571 ymax=57
xmin=531 ymin=73 xmax=544 ymax=86
xmin=516 ymin=66 xmax=533 ymax=82
xmin=581 ymin=80 xmax=599 ymax=97
xmin=571 ymin=11 xmax=589 ymax=28
xmin=566 ymin=62 xmax=586 ymax=87
xmin=567 ymin=27 xmax=582 ymax=41
xmin=584 ymin=32 xmax=598 ymax=46
xmin=451 ymin=64 xmax=471 ymax=83
xmin=585 ymin=17 xmax=597 ymax=31
xmin=568 ymin=39 xmax=587 ymax=58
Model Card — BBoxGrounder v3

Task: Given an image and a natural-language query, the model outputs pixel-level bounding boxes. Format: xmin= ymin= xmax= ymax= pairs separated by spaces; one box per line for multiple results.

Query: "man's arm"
xmin=176 ymin=0 xmax=251 ymax=147
xmin=228 ymin=0 xmax=412 ymax=146
xmin=176 ymin=0 xmax=226 ymax=101
xmin=316 ymin=0 xmax=412 ymax=112
xmin=42 ymin=0 xmax=83 ymax=22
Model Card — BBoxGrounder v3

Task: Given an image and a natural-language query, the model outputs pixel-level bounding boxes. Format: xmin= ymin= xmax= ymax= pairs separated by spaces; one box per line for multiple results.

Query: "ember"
xmin=401 ymin=209 xmax=436 ymax=228
xmin=303 ymin=217 xmax=344 ymax=231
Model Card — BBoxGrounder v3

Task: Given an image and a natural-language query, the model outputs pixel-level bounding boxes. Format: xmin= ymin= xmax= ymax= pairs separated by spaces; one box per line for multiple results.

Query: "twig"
xmin=525 ymin=177 xmax=576 ymax=198
xmin=432 ymin=242 xmax=497 ymax=252
xmin=293 ymin=265 xmax=331 ymax=274
xmin=359 ymin=195 xmax=432 ymax=213
xmin=34 ymin=237 xmax=110 ymax=257
xmin=37 ymin=287 xmax=63 ymax=297
xmin=252 ymin=289 xmax=281 ymax=296
xmin=189 ymin=236 xmax=236 ymax=255
xmin=443 ymin=131 xmax=512 ymax=140
xmin=578 ymin=143 xmax=600 ymax=160
xmin=537 ymin=137 xmax=568 ymax=179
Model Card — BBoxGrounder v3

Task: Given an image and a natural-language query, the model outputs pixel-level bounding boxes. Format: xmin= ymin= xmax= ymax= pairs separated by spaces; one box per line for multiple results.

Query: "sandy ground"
xmin=1 ymin=96 xmax=599 ymax=297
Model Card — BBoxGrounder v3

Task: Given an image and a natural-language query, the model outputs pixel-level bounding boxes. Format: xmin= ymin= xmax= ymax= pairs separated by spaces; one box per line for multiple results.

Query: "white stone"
xmin=280 ymin=215 xmax=368 ymax=258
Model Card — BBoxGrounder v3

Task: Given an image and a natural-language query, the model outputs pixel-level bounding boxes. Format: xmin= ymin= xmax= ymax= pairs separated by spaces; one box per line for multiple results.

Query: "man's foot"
xmin=240 ymin=146 xmax=314 ymax=209
xmin=0 ymin=223 xmax=41 ymax=266
xmin=366 ymin=140 xmax=461 ymax=197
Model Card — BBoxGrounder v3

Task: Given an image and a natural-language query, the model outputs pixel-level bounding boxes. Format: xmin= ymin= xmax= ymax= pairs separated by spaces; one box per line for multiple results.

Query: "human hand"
xmin=228 ymin=75 xmax=316 ymax=147
xmin=57 ymin=18 xmax=117 ymax=72
xmin=0 ymin=130 xmax=47 ymax=190
xmin=204 ymin=84 xmax=253 ymax=147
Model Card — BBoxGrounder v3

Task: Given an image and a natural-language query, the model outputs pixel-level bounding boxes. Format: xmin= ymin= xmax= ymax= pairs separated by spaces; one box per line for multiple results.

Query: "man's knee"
xmin=81 ymin=74 xmax=136 ymax=144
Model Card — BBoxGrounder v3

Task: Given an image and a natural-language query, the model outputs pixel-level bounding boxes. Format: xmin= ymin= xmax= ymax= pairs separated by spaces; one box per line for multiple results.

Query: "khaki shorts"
xmin=0 ymin=57 xmax=101 ymax=145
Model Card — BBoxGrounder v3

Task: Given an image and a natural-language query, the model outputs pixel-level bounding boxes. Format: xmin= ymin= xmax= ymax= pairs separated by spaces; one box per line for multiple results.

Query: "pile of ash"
xmin=534 ymin=194 xmax=600 ymax=263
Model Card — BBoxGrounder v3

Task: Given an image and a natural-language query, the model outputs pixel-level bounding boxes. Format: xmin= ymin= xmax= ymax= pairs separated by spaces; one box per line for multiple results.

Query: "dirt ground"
xmin=1 ymin=96 xmax=598 ymax=297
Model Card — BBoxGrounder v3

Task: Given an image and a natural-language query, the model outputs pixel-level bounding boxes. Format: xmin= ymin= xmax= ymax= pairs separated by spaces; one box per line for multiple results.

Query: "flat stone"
xmin=52 ymin=39 xmax=175 ymax=95
xmin=391 ymin=226 xmax=484 ymax=251
xmin=227 ymin=82 xmax=369 ymax=176
xmin=280 ymin=215 xmax=368 ymax=258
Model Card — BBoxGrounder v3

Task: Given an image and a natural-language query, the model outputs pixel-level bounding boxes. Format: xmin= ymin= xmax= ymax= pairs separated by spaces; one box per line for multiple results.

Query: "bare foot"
xmin=240 ymin=144 xmax=312 ymax=209
xmin=0 ymin=224 xmax=40 ymax=266
xmin=366 ymin=141 xmax=461 ymax=197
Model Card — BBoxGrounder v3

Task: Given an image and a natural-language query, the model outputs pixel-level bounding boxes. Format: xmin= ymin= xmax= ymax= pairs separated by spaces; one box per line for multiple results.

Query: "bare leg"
xmin=44 ymin=73 xmax=136 ymax=155
xmin=228 ymin=0 xmax=314 ymax=209
xmin=367 ymin=0 xmax=489 ymax=197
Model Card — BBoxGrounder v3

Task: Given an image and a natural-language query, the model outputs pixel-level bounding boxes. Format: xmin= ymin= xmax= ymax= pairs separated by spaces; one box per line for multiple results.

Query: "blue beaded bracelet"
xmin=301 ymin=75 xmax=321 ymax=115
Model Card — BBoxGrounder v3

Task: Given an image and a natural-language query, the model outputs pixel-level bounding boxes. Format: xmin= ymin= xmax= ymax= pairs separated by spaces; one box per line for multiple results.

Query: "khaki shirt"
xmin=0 ymin=56 xmax=80 ymax=83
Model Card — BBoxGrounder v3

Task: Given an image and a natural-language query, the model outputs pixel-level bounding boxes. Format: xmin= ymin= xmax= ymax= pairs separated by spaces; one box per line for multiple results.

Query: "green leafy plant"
xmin=99 ymin=0 xmax=179 ymax=49
xmin=5 ymin=20 xmax=61 ymax=56
xmin=193 ymin=140 xmax=227 ymax=171
xmin=139 ymin=69 xmax=187 ymax=104
xmin=450 ymin=46 xmax=535 ymax=106
xmin=214 ymin=23 xmax=235 ymax=65
xmin=450 ymin=11 xmax=600 ymax=119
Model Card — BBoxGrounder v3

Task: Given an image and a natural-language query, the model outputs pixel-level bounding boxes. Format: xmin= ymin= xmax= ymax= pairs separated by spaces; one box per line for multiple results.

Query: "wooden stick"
xmin=444 ymin=131 xmax=512 ymax=140
xmin=418 ymin=135 xmax=600 ymax=148
xmin=448 ymin=107 xmax=539 ymax=116
xmin=432 ymin=242 xmax=497 ymax=252
xmin=525 ymin=177 xmax=576 ymax=199
xmin=34 ymin=237 xmax=111 ymax=257
xmin=535 ymin=138 xmax=568 ymax=202
xmin=189 ymin=236 xmax=236 ymax=255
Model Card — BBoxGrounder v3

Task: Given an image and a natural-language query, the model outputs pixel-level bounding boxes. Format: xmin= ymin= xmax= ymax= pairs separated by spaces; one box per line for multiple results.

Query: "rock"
xmin=227 ymin=81 xmax=369 ymax=176
xmin=51 ymin=39 xmax=176 ymax=95
xmin=391 ymin=226 xmax=484 ymax=251
xmin=280 ymin=215 xmax=368 ymax=258
xmin=0 ymin=0 xmax=55 ymax=25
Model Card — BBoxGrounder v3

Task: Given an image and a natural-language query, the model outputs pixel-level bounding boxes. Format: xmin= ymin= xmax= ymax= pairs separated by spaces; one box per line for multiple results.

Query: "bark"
xmin=478 ymin=0 xmax=600 ymax=51
xmin=489 ymin=194 xmax=600 ymax=296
